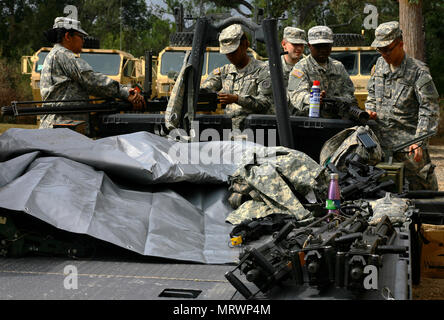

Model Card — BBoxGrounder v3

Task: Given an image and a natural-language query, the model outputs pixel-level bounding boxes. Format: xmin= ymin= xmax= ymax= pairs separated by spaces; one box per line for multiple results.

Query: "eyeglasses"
xmin=376 ymin=40 xmax=399 ymax=55
xmin=73 ymin=32 xmax=85 ymax=41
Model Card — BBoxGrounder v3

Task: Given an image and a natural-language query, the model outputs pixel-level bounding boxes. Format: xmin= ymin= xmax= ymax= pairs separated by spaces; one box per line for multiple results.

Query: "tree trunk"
xmin=399 ymin=0 xmax=425 ymax=61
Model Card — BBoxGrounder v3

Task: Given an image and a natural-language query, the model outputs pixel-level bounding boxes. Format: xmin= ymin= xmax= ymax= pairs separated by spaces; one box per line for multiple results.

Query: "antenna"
xmin=120 ymin=0 xmax=122 ymax=50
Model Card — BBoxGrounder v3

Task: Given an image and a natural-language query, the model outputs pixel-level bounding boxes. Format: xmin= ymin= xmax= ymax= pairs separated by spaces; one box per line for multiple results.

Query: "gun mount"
xmin=225 ymin=209 xmax=409 ymax=299
xmin=174 ymin=15 xmax=294 ymax=149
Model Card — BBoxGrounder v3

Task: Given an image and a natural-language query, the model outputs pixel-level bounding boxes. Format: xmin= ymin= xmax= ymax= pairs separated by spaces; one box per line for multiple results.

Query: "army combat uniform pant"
xmin=393 ymin=147 xmax=438 ymax=191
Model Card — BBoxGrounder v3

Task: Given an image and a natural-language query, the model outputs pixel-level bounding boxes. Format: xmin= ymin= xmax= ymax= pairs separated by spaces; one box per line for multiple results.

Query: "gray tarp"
xmin=0 ymin=128 xmax=258 ymax=264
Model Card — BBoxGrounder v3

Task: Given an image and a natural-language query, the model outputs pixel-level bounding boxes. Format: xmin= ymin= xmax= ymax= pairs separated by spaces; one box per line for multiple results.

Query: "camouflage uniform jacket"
xmin=365 ymin=55 xmax=439 ymax=149
xmin=287 ymin=55 xmax=357 ymax=117
xmin=39 ymin=44 xmax=130 ymax=132
xmin=201 ymin=57 xmax=274 ymax=131
xmin=365 ymin=55 xmax=440 ymax=191
xmin=226 ymin=146 xmax=328 ymax=225
xmin=281 ymin=54 xmax=305 ymax=89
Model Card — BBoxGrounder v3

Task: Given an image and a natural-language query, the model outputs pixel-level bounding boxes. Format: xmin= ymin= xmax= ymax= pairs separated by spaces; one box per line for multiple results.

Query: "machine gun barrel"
xmin=393 ymin=131 xmax=437 ymax=153
xmin=1 ymin=99 xmax=132 ymax=116
xmin=2 ymin=91 xmax=219 ymax=117
xmin=384 ymin=130 xmax=437 ymax=163
xmin=322 ymin=97 xmax=369 ymax=123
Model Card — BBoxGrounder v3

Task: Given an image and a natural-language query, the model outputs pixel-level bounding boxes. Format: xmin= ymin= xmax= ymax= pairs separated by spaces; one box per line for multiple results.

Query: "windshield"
xmin=81 ymin=53 xmax=121 ymax=75
xmin=160 ymin=51 xmax=186 ymax=76
xmin=34 ymin=51 xmax=121 ymax=75
xmin=330 ymin=51 xmax=358 ymax=75
xmin=361 ymin=51 xmax=379 ymax=75
xmin=207 ymin=52 xmax=229 ymax=74
xmin=35 ymin=52 xmax=49 ymax=72
xmin=161 ymin=51 xmax=233 ymax=77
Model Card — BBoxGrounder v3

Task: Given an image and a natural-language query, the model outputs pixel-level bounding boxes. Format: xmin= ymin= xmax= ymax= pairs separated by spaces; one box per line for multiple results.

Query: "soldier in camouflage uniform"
xmin=200 ymin=24 xmax=274 ymax=132
xmin=287 ymin=26 xmax=357 ymax=117
xmin=281 ymin=27 xmax=307 ymax=88
xmin=365 ymin=21 xmax=440 ymax=191
xmin=39 ymin=17 xmax=144 ymax=134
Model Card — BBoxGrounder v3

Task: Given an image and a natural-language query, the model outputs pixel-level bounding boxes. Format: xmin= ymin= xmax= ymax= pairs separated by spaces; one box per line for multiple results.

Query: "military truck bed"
xmin=0 ymin=257 xmax=236 ymax=300
xmin=0 ymin=224 xmax=412 ymax=300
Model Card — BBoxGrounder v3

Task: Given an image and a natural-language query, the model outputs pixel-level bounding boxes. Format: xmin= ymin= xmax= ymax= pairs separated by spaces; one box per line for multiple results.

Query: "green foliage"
xmin=0 ymin=58 xmax=33 ymax=123
xmin=423 ymin=1 xmax=444 ymax=95
xmin=0 ymin=0 xmax=442 ymax=98
xmin=0 ymin=0 xmax=173 ymax=59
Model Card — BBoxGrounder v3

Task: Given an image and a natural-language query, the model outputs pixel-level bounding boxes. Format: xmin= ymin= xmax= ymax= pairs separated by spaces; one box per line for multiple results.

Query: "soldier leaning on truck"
xmin=287 ymin=26 xmax=357 ymax=117
xmin=200 ymin=24 xmax=274 ymax=132
xmin=39 ymin=17 xmax=144 ymax=134
xmin=281 ymin=27 xmax=307 ymax=88
xmin=365 ymin=21 xmax=440 ymax=191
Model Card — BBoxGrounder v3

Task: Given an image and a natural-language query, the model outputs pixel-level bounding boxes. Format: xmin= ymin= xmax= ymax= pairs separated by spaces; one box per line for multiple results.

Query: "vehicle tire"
xmin=169 ymin=32 xmax=194 ymax=46
xmin=333 ymin=33 xmax=365 ymax=47
xmin=83 ymin=36 xmax=100 ymax=49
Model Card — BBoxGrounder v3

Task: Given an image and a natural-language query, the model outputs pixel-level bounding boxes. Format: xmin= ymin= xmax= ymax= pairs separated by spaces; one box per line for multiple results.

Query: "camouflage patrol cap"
xmin=308 ymin=26 xmax=334 ymax=45
xmin=53 ymin=17 xmax=88 ymax=36
xmin=283 ymin=27 xmax=307 ymax=44
xmin=219 ymin=24 xmax=244 ymax=54
xmin=371 ymin=21 xmax=402 ymax=48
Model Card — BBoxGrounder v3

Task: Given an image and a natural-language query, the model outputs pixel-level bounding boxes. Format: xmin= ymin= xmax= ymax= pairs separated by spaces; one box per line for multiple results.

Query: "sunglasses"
xmin=310 ymin=43 xmax=333 ymax=50
xmin=376 ymin=40 xmax=399 ymax=55
xmin=72 ymin=32 xmax=85 ymax=41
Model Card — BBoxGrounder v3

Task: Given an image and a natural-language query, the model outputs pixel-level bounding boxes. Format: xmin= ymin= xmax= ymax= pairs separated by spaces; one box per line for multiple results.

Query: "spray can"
xmin=325 ymin=173 xmax=340 ymax=215
xmin=309 ymin=80 xmax=321 ymax=118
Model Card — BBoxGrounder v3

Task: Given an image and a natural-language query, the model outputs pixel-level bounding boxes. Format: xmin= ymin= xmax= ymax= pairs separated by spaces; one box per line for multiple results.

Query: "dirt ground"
xmin=412 ymin=144 xmax=444 ymax=300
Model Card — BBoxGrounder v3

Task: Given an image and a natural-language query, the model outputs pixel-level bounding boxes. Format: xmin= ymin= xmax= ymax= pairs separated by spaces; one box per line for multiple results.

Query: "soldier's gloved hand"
xmin=409 ymin=143 xmax=423 ymax=162
xmin=218 ymin=93 xmax=238 ymax=105
xmin=366 ymin=110 xmax=377 ymax=120
xmin=128 ymin=88 xmax=145 ymax=111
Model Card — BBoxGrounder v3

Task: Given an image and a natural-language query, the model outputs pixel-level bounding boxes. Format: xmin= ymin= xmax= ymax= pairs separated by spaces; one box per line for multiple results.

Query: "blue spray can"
xmin=309 ymin=80 xmax=321 ymax=118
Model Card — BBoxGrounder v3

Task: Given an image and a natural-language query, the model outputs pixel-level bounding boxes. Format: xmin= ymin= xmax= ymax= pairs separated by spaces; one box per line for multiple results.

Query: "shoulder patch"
xmin=213 ymin=67 xmax=221 ymax=75
xmin=291 ymin=69 xmax=304 ymax=78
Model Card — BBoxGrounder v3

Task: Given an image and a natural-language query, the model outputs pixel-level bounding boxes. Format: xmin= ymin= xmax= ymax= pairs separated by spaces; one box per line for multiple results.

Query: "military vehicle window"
xmin=361 ymin=51 xmax=379 ymax=75
xmin=208 ymin=52 xmax=229 ymax=75
xmin=160 ymin=51 xmax=186 ymax=75
xmin=123 ymin=59 xmax=135 ymax=77
xmin=80 ymin=53 xmax=121 ymax=75
xmin=330 ymin=51 xmax=358 ymax=75
xmin=35 ymin=52 xmax=49 ymax=72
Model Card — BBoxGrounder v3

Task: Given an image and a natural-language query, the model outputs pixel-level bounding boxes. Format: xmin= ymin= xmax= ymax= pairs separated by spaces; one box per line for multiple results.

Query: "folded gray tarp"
xmin=0 ymin=128 xmax=257 ymax=264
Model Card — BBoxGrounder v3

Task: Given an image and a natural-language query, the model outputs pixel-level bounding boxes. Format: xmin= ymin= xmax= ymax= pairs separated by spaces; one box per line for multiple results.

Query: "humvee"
xmin=155 ymin=45 xmax=264 ymax=99
xmin=155 ymin=33 xmax=378 ymax=111
xmin=330 ymin=33 xmax=379 ymax=109
xmin=331 ymin=46 xmax=379 ymax=109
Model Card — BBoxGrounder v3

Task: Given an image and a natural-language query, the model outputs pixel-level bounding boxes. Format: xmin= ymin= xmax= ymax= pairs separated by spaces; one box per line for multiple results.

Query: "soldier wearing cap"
xmin=39 ymin=17 xmax=144 ymax=134
xmin=200 ymin=24 xmax=274 ymax=132
xmin=281 ymin=27 xmax=307 ymax=88
xmin=365 ymin=21 xmax=440 ymax=190
xmin=287 ymin=25 xmax=357 ymax=117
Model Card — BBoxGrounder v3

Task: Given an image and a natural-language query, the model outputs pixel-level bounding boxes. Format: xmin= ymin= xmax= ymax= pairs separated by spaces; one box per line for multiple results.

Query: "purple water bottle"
xmin=325 ymin=173 xmax=340 ymax=215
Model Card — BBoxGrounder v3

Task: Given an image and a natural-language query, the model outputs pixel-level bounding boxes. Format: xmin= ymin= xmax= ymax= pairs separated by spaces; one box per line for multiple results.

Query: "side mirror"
xmin=21 ymin=56 xmax=33 ymax=74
